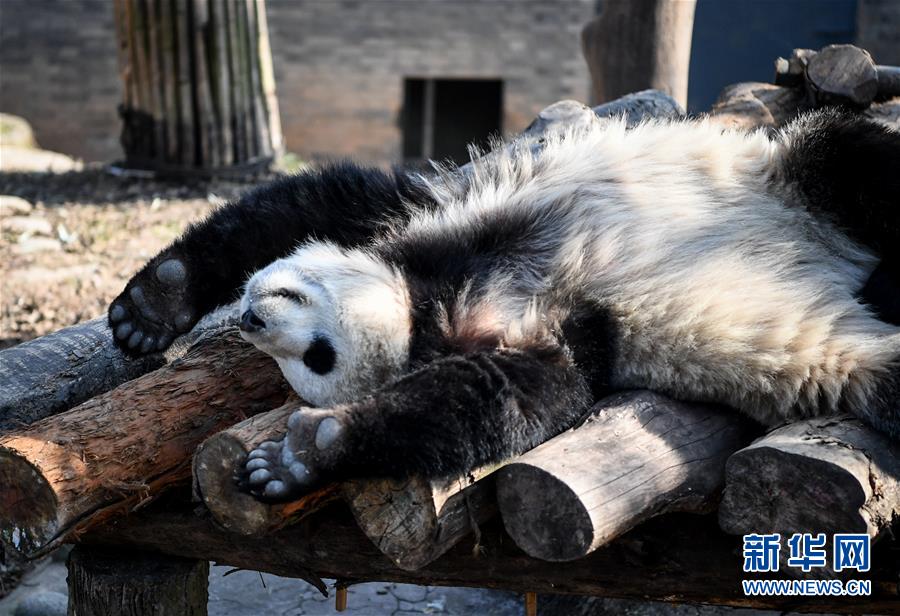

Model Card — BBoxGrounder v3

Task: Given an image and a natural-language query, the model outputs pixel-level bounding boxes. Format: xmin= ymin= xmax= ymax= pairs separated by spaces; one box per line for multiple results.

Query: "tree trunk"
xmin=113 ymin=0 xmax=282 ymax=176
xmin=0 ymin=330 xmax=290 ymax=553
xmin=581 ymin=0 xmax=697 ymax=108
xmin=67 ymin=545 xmax=209 ymax=616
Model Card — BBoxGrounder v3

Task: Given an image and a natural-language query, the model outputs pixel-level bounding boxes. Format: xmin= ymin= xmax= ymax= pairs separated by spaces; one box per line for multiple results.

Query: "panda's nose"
xmin=240 ymin=309 xmax=267 ymax=333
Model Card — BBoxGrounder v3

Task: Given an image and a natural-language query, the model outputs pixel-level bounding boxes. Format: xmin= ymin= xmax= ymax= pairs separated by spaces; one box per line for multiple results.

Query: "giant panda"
xmin=109 ymin=109 xmax=900 ymax=502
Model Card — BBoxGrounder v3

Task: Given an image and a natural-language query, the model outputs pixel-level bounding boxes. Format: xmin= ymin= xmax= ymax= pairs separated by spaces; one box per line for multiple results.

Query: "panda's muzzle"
xmin=240 ymin=308 xmax=267 ymax=333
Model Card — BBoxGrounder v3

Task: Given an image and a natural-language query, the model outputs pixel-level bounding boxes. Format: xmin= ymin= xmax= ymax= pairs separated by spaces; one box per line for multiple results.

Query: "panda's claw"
xmin=108 ymin=255 xmax=198 ymax=357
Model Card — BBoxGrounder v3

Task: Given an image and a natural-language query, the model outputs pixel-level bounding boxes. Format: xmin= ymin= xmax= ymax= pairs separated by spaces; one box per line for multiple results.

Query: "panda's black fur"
xmin=109 ymin=109 xmax=900 ymax=502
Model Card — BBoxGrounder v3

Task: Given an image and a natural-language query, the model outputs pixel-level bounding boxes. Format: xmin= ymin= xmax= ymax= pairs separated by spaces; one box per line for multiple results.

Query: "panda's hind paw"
xmin=108 ymin=256 xmax=196 ymax=357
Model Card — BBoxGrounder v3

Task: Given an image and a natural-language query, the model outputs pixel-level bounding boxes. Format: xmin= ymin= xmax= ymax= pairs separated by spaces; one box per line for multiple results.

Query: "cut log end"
xmin=496 ymin=464 xmax=593 ymax=562
xmin=0 ymin=449 xmax=58 ymax=542
xmin=719 ymin=446 xmax=868 ymax=536
xmin=193 ymin=401 xmax=340 ymax=535
xmin=193 ymin=432 xmax=270 ymax=534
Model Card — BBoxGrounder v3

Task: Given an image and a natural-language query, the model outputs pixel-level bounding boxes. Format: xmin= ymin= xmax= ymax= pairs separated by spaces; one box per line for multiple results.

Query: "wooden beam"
xmin=0 ymin=330 xmax=290 ymax=552
xmin=719 ymin=415 xmax=900 ymax=540
xmin=67 ymin=545 xmax=209 ymax=616
xmin=81 ymin=503 xmax=900 ymax=612
xmin=496 ymin=391 xmax=754 ymax=562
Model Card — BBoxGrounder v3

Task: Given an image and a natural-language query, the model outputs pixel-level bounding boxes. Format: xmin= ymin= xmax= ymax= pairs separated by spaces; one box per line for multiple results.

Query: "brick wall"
xmin=0 ymin=0 xmax=121 ymax=162
xmin=0 ymin=0 xmax=593 ymax=164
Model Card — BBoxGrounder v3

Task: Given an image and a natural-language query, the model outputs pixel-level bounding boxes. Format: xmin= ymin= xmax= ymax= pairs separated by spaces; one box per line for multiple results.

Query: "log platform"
xmin=2 ymin=86 xmax=900 ymax=614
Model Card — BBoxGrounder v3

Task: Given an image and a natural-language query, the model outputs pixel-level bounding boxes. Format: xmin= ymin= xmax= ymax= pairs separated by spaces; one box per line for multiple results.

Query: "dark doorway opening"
xmin=402 ymin=78 xmax=503 ymax=165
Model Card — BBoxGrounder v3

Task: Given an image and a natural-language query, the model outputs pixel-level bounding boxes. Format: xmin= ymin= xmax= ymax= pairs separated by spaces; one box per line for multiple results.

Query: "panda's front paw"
xmin=108 ymin=255 xmax=198 ymax=356
xmin=236 ymin=409 xmax=348 ymax=503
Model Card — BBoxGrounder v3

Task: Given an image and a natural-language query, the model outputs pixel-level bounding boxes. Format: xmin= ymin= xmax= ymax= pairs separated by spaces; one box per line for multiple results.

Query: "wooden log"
xmin=719 ymin=415 xmax=900 ymax=540
xmin=805 ymin=44 xmax=879 ymax=108
xmin=194 ymin=402 xmax=498 ymax=571
xmin=82 ymin=504 xmax=900 ymax=612
xmin=496 ymin=391 xmax=753 ymax=562
xmin=343 ymin=468 xmax=498 ymax=571
xmin=774 ymin=48 xmax=817 ymax=88
xmin=708 ymin=82 xmax=808 ymax=130
xmin=67 ymin=545 xmax=209 ymax=616
xmin=0 ymin=318 xmax=162 ymax=431
xmin=192 ymin=400 xmax=340 ymax=535
xmin=0 ymin=329 xmax=290 ymax=551
xmin=0 ymin=303 xmax=239 ymax=431
xmin=581 ymin=0 xmax=696 ymax=108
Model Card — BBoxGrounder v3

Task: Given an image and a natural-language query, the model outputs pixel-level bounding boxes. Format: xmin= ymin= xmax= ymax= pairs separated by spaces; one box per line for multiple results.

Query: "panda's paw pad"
xmin=238 ymin=411 xmax=346 ymax=503
xmin=108 ymin=256 xmax=195 ymax=357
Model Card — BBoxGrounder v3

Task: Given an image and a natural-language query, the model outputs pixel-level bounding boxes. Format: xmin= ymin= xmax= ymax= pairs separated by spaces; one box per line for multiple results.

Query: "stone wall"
xmin=0 ymin=0 xmax=593 ymax=164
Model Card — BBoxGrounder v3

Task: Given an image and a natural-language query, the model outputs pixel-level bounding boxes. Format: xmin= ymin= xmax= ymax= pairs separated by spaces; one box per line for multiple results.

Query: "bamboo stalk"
xmin=244 ymin=0 xmax=270 ymax=159
xmin=255 ymin=0 xmax=282 ymax=156
xmin=210 ymin=0 xmax=234 ymax=166
xmin=174 ymin=0 xmax=196 ymax=165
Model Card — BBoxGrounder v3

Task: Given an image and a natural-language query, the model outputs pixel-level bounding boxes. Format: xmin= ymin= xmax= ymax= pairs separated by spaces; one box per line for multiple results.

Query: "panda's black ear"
xmin=303 ymin=336 xmax=336 ymax=375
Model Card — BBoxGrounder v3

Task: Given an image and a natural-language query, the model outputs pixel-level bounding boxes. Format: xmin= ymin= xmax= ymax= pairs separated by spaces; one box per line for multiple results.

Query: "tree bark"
xmin=719 ymin=416 xmax=900 ymax=540
xmin=581 ymin=0 xmax=697 ymax=108
xmin=0 ymin=304 xmax=239 ymax=432
xmin=113 ymin=0 xmax=282 ymax=176
xmin=81 ymin=504 xmax=900 ymax=612
xmin=67 ymin=545 xmax=209 ymax=616
xmin=0 ymin=330 xmax=290 ymax=552
xmin=496 ymin=391 xmax=754 ymax=562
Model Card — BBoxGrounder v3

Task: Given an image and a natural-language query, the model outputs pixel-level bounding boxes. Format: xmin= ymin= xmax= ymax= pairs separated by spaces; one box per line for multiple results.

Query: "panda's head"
xmin=239 ymin=242 xmax=411 ymax=407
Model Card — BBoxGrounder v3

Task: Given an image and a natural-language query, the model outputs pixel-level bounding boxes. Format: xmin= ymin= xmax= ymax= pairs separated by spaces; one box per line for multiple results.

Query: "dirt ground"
xmin=0 ymin=167 xmax=269 ymax=349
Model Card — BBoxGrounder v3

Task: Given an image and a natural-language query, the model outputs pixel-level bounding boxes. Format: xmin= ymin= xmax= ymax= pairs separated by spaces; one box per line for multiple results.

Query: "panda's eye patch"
xmin=267 ymin=288 xmax=308 ymax=305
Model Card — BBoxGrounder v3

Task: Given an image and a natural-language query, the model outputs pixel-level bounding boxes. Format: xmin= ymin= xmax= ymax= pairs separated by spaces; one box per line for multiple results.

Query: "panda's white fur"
xmin=241 ymin=242 xmax=411 ymax=407
xmin=241 ymin=115 xmax=898 ymax=428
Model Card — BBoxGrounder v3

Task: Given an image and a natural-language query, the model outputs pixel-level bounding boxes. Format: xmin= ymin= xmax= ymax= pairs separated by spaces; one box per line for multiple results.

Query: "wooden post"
xmin=67 ymin=545 xmax=209 ymax=616
xmin=719 ymin=415 xmax=900 ymax=539
xmin=113 ymin=0 xmax=282 ymax=176
xmin=496 ymin=391 xmax=753 ymax=562
xmin=0 ymin=330 xmax=290 ymax=552
xmin=581 ymin=0 xmax=697 ymax=108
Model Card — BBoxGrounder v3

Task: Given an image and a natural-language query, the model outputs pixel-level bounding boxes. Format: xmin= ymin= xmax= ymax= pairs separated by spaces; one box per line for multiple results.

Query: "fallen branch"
xmin=0 ymin=329 xmax=290 ymax=551
xmin=719 ymin=416 xmax=900 ymax=540
xmin=496 ymin=391 xmax=754 ymax=561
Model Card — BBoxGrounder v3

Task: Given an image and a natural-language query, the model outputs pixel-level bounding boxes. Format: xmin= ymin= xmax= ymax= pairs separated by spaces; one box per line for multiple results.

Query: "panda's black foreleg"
xmin=108 ymin=163 xmax=431 ymax=356
xmin=237 ymin=345 xmax=593 ymax=502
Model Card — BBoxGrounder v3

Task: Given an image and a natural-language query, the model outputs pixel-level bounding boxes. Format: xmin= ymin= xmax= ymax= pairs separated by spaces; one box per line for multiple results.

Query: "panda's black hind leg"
xmin=780 ymin=109 xmax=900 ymax=260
